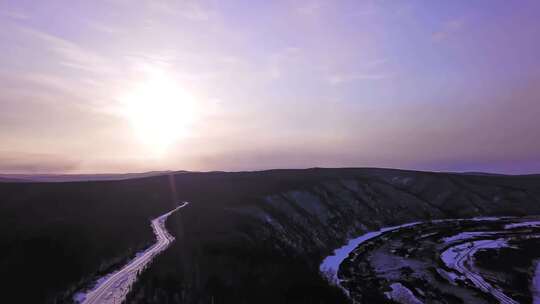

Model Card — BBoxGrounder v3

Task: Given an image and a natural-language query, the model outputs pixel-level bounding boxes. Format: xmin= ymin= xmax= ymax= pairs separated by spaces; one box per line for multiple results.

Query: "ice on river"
xmin=320 ymin=222 xmax=420 ymax=284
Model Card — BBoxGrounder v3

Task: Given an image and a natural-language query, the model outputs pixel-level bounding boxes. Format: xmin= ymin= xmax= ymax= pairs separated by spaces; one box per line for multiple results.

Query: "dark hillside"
xmin=126 ymin=168 xmax=540 ymax=303
xmin=0 ymin=176 xmax=176 ymax=303
xmin=1 ymin=168 xmax=540 ymax=303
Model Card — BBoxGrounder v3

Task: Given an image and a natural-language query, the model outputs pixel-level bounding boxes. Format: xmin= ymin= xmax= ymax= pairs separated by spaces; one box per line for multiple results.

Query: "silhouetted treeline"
xmin=2 ymin=168 xmax=540 ymax=303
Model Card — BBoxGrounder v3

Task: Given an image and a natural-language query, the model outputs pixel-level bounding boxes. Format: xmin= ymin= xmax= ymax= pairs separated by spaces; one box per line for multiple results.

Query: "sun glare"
xmin=120 ymin=70 xmax=197 ymax=155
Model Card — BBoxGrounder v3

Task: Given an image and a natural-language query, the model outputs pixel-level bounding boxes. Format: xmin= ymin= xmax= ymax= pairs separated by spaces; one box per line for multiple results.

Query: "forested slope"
xmin=1 ymin=168 xmax=539 ymax=303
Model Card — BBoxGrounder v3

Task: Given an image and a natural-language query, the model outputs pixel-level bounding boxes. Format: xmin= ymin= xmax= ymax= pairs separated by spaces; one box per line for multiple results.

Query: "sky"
xmin=1 ymin=0 xmax=540 ymax=174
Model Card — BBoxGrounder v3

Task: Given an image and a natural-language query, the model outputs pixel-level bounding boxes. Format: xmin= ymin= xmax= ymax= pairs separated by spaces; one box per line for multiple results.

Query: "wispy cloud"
xmin=18 ymin=73 xmax=79 ymax=93
xmin=0 ymin=9 xmax=29 ymax=20
xmin=328 ymin=73 xmax=390 ymax=85
xmin=180 ymin=2 xmax=215 ymax=21
xmin=0 ymin=151 xmax=80 ymax=173
xmin=433 ymin=18 xmax=465 ymax=42
xmin=365 ymin=58 xmax=389 ymax=68
xmin=266 ymin=47 xmax=302 ymax=80
xmin=145 ymin=0 xmax=216 ymax=21
xmin=295 ymin=1 xmax=323 ymax=16
xmin=2 ymin=25 xmax=125 ymax=112
xmin=86 ymin=20 xmax=125 ymax=35
xmin=327 ymin=58 xmax=392 ymax=85
xmin=17 ymin=26 xmax=112 ymax=74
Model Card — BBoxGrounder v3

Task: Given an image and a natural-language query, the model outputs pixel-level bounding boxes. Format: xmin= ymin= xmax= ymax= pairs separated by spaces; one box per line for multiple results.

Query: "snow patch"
xmin=436 ymin=268 xmax=461 ymax=284
xmin=319 ymin=216 xmax=510 ymax=297
xmin=532 ymin=260 xmax=540 ymax=304
xmin=384 ymin=282 xmax=423 ymax=304
xmin=320 ymin=222 xmax=420 ymax=284
xmin=73 ymin=203 xmax=187 ymax=304
xmin=505 ymin=221 xmax=540 ymax=230
xmin=441 ymin=239 xmax=518 ymax=304
xmin=442 ymin=231 xmax=498 ymax=244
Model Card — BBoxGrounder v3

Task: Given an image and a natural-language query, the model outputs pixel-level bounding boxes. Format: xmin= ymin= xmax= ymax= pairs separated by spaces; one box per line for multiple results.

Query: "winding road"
xmin=79 ymin=202 xmax=189 ymax=304
xmin=443 ymin=239 xmax=518 ymax=304
xmin=323 ymin=217 xmax=531 ymax=303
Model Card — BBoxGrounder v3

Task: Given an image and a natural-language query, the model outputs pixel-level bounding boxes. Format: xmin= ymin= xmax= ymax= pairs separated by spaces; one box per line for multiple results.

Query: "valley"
xmin=1 ymin=168 xmax=540 ymax=303
xmin=76 ymin=202 xmax=188 ymax=304
xmin=337 ymin=217 xmax=540 ymax=303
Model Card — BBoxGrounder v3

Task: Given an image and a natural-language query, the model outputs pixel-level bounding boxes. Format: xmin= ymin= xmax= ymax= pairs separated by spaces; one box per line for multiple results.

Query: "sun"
xmin=120 ymin=70 xmax=197 ymax=155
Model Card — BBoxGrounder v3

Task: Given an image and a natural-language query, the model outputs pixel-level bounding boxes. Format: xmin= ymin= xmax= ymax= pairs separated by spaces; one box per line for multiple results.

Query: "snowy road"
xmin=321 ymin=217 xmax=522 ymax=303
xmin=320 ymin=217 xmax=502 ymax=288
xmin=442 ymin=239 xmax=518 ymax=304
xmin=78 ymin=202 xmax=188 ymax=304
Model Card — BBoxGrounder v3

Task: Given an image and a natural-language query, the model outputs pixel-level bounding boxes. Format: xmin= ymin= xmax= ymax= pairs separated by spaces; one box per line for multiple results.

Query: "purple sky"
xmin=1 ymin=0 xmax=539 ymax=174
